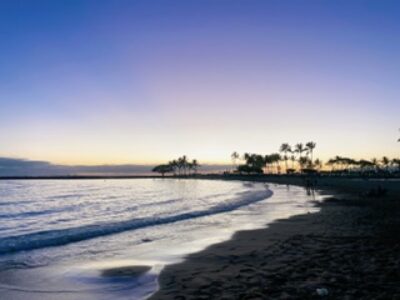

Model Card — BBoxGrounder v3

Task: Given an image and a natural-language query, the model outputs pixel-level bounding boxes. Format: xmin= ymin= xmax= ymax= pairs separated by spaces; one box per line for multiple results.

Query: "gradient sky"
xmin=1 ymin=0 xmax=399 ymax=165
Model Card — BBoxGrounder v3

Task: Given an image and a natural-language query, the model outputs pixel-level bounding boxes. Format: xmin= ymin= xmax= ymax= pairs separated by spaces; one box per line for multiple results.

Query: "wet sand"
xmin=149 ymin=179 xmax=400 ymax=299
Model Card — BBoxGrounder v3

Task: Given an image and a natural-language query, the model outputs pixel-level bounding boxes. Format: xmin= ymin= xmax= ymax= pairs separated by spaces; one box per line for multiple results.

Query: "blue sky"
xmin=1 ymin=0 xmax=399 ymax=164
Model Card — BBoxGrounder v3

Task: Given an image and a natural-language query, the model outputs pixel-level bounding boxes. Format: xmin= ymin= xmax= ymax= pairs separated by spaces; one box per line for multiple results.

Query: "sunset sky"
xmin=1 ymin=0 xmax=399 ymax=165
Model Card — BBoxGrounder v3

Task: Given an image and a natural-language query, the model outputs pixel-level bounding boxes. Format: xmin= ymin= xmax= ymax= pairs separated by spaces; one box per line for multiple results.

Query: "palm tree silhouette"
xmin=290 ymin=155 xmax=296 ymax=169
xmin=191 ymin=159 xmax=199 ymax=175
xmin=371 ymin=158 xmax=378 ymax=172
xmin=294 ymin=143 xmax=306 ymax=170
xmin=176 ymin=156 xmax=188 ymax=176
xmin=279 ymin=143 xmax=292 ymax=173
xmin=295 ymin=143 xmax=306 ymax=157
xmin=314 ymin=159 xmax=322 ymax=171
xmin=382 ymin=156 xmax=390 ymax=171
xmin=169 ymin=160 xmax=178 ymax=176
xmin=271 ymin=153 xmax=281 ymax=173
xmin=306 ymin=142 xmax=316 ymax=163
xmin=298 ymin=157 xmax=309 ymax=171
xmin=264 ymin=155 xmax=272 ymax=173
xmin=231 ymin=151 xmax=240 ymax=171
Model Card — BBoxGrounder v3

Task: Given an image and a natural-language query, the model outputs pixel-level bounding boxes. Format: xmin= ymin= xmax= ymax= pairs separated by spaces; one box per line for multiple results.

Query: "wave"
xmin=0 ymin=189 xmax=272 ymax=255
xmin=0 ymin=205 xmax=76 ymax=219
xmin=0 ymin=200 xmax=34 ymax=206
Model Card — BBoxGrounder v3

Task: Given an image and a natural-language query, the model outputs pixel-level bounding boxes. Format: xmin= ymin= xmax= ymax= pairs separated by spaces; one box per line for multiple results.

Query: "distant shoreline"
xmin=1 ymin=173 xmax=399 ymax=182
xmin=0 ymin=175 xmax=164 ymax=180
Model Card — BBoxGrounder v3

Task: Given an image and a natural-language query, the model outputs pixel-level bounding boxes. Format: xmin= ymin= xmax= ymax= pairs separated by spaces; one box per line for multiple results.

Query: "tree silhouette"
xmin=191 ymin=159 xmax=199 ymax=175
xmin=290 ymin=155 xmax=296 ymax=169
xmin=177 ymin=156 xmax=188 ymax=175
xmin=294 ymin=143 xmax=306 ymax=170
xmin=298 ymin=156 xmax=309 ymax=171
xmin=169 ymin=160 xmax=178 ymax=175
xmin=382 ymin=156 xmax=390 ymax=171
xmin=152 ymin=164 xmax=174 ymax=177
xmin=371 ymin=158 xmax=378 ymax=171
xmin=314 ymin=159 xmax=323 ymax=171
xmin=239 ymin=153 xmax=264 ymax=174
xmin=279 ymin=143 xmax=292 ymax=173
xmin=305 ymin=141 xmax=316 ymax=163
xmin=231 ymin=151 xmax=240 ymax=171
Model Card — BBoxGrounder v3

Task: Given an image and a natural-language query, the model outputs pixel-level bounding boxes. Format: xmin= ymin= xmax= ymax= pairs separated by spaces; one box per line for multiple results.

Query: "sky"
xmin=0 ymin=0 xmax=399 ymax=166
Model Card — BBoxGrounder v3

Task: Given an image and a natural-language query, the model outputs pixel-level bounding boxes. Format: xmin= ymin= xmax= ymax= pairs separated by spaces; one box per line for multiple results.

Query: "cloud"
xmin=0 ymin=157 xmax=51 ymax=168
xmin=0 ymin=157 xmax=153 ymax=176
xmin=0 ymin=158 xmax=56 ymax=176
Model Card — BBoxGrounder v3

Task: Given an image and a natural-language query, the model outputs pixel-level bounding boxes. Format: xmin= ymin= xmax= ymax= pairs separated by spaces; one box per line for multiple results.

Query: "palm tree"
xmin=294 ymin=143 xmax=306 ymax=170
xmin=294 ymin=143 xmax=306 ymax=158
xmin=271 ymin=153 xmax=281 ymax=173
xmin=176 ymin=157 xmax=183 ymax=175
xmin=283 ymin=155 xmax=288 ymax=171
xmin=191 ymin=159 xmax=199 ymax=175
xmin=264 ymin=155 xmax=272 ymax=173
xmin=371 ymin=157 xmax=378 ymax=171
xmin=279 ymin=143 xmax=292 ymax=173
xmin=382 ymin=156 xmax=390 ymax=171
xmin=314 ymin=159 xmax=322 ymax=171
xmin=177 ymin=155 xmax=189 ymax=176
xmin=305 ymin=142 xmax=316 ymax=163
xmin=240 ymin=153 xmax=264 ymax=174
xmin=169 ymin=160 xmax=178 ymax=176
xmin=231 ymin=151 xmax=240 ymax=171
xmin=298 ymin=157 xmax=309 ymax=171
xmin=187 ymin=161 xmax=193 ymax=175
xmin=290 ymin=155 xmax=296 ymax=169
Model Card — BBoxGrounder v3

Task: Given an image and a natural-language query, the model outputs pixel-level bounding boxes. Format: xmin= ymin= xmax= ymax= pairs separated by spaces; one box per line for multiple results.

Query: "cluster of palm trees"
xmin=152 ymin=156 xmax=200 ymax=176
xmin=326 ymin=156 xmax=400 ymax=173
xmin=279 ymin=142 xmax=317 ymax=172
xmin=236 ymin=153 xmax=270 ymax=174
xmin=232 ymin=141 xmax=319 ymax=175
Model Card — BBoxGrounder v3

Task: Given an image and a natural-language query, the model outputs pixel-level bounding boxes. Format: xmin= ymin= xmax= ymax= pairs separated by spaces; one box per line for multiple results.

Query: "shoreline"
xmin=149 ymin=178 xmax=400 ymax=299
xmin=1 ymin=174 xmax=399 ymax=181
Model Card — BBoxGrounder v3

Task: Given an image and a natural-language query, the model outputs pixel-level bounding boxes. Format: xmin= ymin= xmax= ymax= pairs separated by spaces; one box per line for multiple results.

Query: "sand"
xmin=149 ymin=178 xmax=400 ymax=300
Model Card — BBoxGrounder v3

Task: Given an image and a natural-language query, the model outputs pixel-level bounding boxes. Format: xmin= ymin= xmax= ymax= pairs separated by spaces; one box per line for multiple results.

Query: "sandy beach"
xmin=149 ymin=177 xmax=400 ymax=299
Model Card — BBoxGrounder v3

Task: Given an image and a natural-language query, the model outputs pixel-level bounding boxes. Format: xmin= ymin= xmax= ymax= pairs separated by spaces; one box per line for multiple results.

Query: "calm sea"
xmin=0 ymin=179 xmax=324 ymax=299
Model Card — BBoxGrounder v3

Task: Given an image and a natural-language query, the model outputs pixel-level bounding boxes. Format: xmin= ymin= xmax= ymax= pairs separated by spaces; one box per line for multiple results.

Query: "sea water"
xmin=0 ymin=179 xmax=325 ymax=299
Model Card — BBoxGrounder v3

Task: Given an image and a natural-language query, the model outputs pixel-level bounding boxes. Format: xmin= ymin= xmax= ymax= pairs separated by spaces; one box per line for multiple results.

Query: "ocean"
xmin=0 ymin=179 xmax=324 ymax=299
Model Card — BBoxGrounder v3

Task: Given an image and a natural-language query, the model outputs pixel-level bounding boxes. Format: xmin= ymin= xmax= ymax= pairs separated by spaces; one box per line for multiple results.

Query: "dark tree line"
xmin=231 ymin=140 xmax=400 ymax=176
xmin=152 ymin=156 xmax=200 ymax=176
xmin=233 ymin=141 xmax=319 ymax=174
